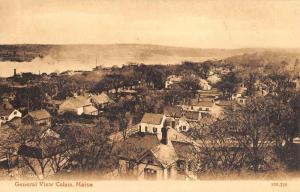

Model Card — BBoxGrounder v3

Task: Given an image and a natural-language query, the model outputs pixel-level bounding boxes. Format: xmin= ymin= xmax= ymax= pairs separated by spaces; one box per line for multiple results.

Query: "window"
xmin=14 ymin=111 xmax=17 ymax=115
xmin=144 ymin=168 xmax=157 ymax=180
xmin=206 ymin=108 xmax=209 ymax=111
xmin=188 ymin=161 xmax=193 ymax=171
xmin=182 ymin=126 xmax=186 ymax=131
xmin=177 ymin=160 xmax=186 ymax=173
xmin=126 ymin=161 xmax=135 ymax=173
xmin=153 ymin=127 xmax=157 ymax=133
xmin=147 ymin=157 xmax=154 ymax=164
xmin=139 ymin=125 xmax=141 ymax=132
xmin=145 ymin=126 xmax=148 ymax=132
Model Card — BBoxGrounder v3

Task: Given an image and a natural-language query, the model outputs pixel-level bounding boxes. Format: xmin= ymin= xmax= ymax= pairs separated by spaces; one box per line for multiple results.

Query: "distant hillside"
xmin=0 ymin=44 xmax=278 ymax=65
xmin=0 ymin=44 xmax=299 ymax=77
xmin=225 ymin=51 xmax=300 ymax=74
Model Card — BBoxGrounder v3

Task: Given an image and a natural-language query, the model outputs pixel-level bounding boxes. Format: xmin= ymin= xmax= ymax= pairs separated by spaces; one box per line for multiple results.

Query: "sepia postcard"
xmin=0 ymin=0 xmax=299 ymax=191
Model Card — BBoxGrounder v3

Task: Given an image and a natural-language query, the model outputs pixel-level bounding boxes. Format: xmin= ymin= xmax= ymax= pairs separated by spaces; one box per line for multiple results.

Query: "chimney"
xmin=171 ymin=119 xmax=176 ymax=129
xmin=161 ymin=126 xmax=170 ymax=145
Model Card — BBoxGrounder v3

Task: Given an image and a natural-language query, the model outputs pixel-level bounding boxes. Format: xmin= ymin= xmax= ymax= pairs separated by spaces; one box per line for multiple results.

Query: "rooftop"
xmin=172 ymin=141 xmax=196 ymax=161
xmin=90 ymin=93 xmax=114 ymax=104
xmin=28 ymin=109 xmax=51 ymax=120
xmin=83 ymin=105 xmax=98 ymax=114
xmin=164 ymin=106 xmax=183 ymax=118
xmin=140 ymin=113 xmax=164 ymax=125
xmin=150 ymin=144 xmax=178 ymax=168
xmin=114 ymin=134 xmax=160 ymax=160
xmin=190 ymin=100 xmax=215 ymax=108
xmin=60 ymin=96 xmax=90 ymax=109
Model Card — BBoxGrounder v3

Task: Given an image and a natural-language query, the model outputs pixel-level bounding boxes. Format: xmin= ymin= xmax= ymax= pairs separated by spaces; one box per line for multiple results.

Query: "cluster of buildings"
xmin=58 ymin=92 xmax=114 ymax=116
xmin=165 ymin=74 xmax=213 ymax=91
xmin=0 ymin=64 xmax=299 ymax=180
xmin=116 ymin=112 xmax=198 ymax=180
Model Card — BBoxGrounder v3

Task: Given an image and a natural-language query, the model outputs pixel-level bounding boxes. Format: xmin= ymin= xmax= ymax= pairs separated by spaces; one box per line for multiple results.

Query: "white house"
xmin=179 ymin=100 xmax=215 ymax=113
xmin=165 ymin=75 xmax=183 ymax=89
xmin=116 ymin=128 xmax=197 ymax=180
xmin=198 ymin=79 xmax=212 ymax=91
xmin=139 ymin=113 xmax=166 ymax=139
xmin=167 ymin=117 xmax=190 ymax=132
xmin=22 ymin=109 xmax=52 ymax=127
xmin=89 ymin=93 xmax=114 ymax=109
xmin=0 ymin=108 xmax=22 ymax=126
xmin=58 ymin=96 xmax=98 ymax=116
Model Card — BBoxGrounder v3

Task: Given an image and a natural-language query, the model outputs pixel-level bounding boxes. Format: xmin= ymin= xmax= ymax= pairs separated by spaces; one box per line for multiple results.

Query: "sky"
xmin=0 ymin=0 xmax=300 ymax=48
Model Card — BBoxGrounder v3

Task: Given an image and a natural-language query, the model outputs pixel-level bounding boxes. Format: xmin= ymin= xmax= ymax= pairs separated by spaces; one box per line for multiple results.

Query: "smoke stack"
xmin=171 ymin=119 xmax=175 ymax=129
xmin=161 ymin=126 xmax=169 ymax=145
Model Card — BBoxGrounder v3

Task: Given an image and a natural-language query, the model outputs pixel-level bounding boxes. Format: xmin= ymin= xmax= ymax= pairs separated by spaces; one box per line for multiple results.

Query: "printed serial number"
xmin=271 ymin=182 xmax=287 ymax=187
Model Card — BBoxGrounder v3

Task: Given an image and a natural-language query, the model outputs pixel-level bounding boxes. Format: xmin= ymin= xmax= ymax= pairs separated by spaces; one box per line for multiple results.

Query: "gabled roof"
xmin=28 ymin=109 xmax=51 ymax=121
xmin=164 ymin=106 xmax=183 ymax=118
xmin=115 ymin=132 xmax=198 ymax=168
xmin=83 ymin=105 xmax=98 ymax=114
xmin=60 ymin=96 xmax=91 ymax=109
xmin=0 ymin=108 xmax=15 ymax=116
xmin=150 ymin=144 xmax=178 ymax=168
xmin=0 ymin=102 xmax=15 ymax=116
xmin=18 ymin=145 xmax=43 ymax=159
xmin=114 ymin=134 xmax=160 ymax=160
xmin=90 ymin=93 xmax=114 ymax=104
xmin=172 ymin=141 xmax=196 ymax=161
xmin=184 ymin=111 xmax=201 ymax=121
xmin=166 ymin=75 xmax=183 ymax=82
xmin=190 ymin=100 xmax=214 ymax=108
xmin=140 ymin=113 xmax=164 ymax=125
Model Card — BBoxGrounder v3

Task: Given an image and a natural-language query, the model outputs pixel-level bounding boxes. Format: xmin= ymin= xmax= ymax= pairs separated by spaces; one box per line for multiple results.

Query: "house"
xmin=0 ymin=103 xmax=22 ymax=126
xmin=231 ymin=83 xmax=248 ymax=104
xmin=58 ymin=96 xmax=98 ymax=116
xmin=207 ymin=74 xmax=221 ymax=85
xmin=166 ymin=117 xmax=190 ymax=132
xmin=165 ymin=75 xmax=183 ymax=89
xmin=89 ymin=93 xmax=114 ymax=109
xmin=115 ymin=127 xmax=197 ymax=180
xmin=179 ymin=99 xmax=215 ymax=114
xmin=40 ymin=128 xmax=60 ymax=139
xmin=164 ymin=106 xmax=183 ymax=119
xmin=164 ymin=106 xmax=201 ymax=122
xmin=196 ymin=88 xmax=221 ymax=99
xmin=198 ymin=79 xmax=212 ymax=91
xmin=217 ymin=100 xmax=238 ymax=112
xmin=22 ymin=109 xmax=52 ymax=127
xmin=292 ymin=78 xmax=300 ymax=91
xmin=183 ymin=111 xmax=202 ymax=122
xmin=138 ymin=113 xmax=166 ymax=139
xmin=163 ymin=107 xmax=190 ymax=132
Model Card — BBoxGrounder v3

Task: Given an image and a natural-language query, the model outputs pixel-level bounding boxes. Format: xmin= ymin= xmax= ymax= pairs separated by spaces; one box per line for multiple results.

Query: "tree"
xmin=199 ymin=61 xmax=212 ymax=79
xmin=179 ymin=77 xmax=200 ymax=94
xmin=194 ymin=97 xmax=294 ymax=173
xmin=63 ymin=121 xmax=116 ymax=174
xmin=245 ymin=73 xmax=257 ymax=96
xmin=217 ymin=72 xmax=240 ymax=99
xmin=93 ymin=74 xmax=125 ymax=95
xmin=0 ymin=124 xmax=70 ymax=179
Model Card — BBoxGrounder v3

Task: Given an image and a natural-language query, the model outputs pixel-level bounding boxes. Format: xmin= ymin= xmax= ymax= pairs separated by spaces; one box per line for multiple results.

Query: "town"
xmin=0 ymin=55 xmax=299 ymax=180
